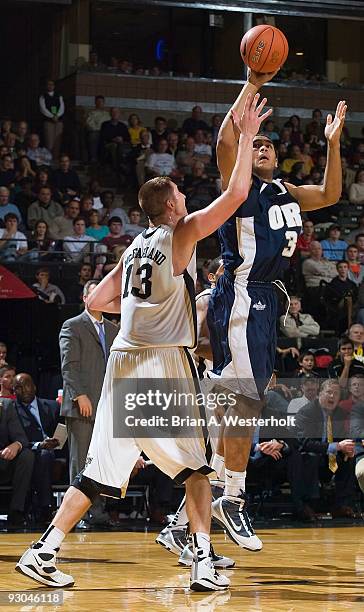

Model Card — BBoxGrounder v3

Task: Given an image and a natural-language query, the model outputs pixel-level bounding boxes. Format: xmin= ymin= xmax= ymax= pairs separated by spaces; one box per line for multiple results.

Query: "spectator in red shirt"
xmin=0 ymin=365 xmax=16 ymax=399
xmin=101 ymin=216 xmax=133 ymax=251
xmin=339 ymin=373 xmax=364 ymax=427
xmin=296 ymin=219 xmax=316 ymax=260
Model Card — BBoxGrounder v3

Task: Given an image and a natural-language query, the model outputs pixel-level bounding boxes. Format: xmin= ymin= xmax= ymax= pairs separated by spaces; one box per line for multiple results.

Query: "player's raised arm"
xmin=217 ymin=69 xmax=278 ymax=190
xmin=285 ymin=100 xmax=347 ymax=211
xmin=173 ymin=93 xmax=272 ymax=273
xmin=86 ymin=257 xmax=123 ymax=313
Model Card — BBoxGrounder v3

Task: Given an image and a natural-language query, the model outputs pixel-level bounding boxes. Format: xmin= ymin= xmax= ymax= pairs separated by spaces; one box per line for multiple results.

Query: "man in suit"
xmin=59 ymin=279 xmax=118 ymax=526
xmin=247 ymin=404 xmax=314 ymax=521
xmin=295 ymin=379 xmax=357 ymax=517
xmin=0 ymin=397 xmax=34 ymax=529
xmin=13 ymin=373 xmax=60 ymax=524
xmin=350 ymin=400 xmax=364 ymax=493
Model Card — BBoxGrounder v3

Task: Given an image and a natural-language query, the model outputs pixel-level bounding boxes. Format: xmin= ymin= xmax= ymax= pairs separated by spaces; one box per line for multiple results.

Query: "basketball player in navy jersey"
xmin=16 ymin=93 xmax=272 ymax=592
xmin=209 ymin=68 xmax=347 ymax=550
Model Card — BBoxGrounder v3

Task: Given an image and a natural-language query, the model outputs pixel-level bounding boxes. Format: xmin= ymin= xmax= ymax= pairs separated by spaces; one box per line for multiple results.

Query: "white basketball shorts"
xmin=83 ymin=347 xmax=212 ymax=498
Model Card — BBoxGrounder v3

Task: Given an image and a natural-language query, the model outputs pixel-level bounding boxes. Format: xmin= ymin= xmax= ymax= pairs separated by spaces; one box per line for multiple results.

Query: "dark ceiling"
xmin=97 ymin=0 xmax=364 ymax=20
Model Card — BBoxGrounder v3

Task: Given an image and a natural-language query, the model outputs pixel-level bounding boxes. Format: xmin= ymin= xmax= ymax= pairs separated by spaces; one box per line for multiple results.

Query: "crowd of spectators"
xmin=75 ymin=50 xmax=334 ymax=85
xmin=1 ymin=92 xmax=364 ymax=531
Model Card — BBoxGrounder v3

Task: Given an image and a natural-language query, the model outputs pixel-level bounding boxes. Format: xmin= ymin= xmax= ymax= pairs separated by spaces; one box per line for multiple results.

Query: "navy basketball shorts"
xmin=208 ymin=275 xmax=277 ymax=400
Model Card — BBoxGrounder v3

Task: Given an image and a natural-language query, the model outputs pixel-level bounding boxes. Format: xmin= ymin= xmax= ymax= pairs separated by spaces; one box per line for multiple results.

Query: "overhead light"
xmin=296 ymin=51 xmax=304 ymax=56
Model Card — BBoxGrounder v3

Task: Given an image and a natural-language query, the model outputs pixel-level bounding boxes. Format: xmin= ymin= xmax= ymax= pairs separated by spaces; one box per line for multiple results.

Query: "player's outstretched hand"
xmin=324 ymin=100 xmax=347 ymax=145
xmin=231 ymin=92 xmax=272 ymax=139
xmin=247 ymin=67 xmax=280 ymax=89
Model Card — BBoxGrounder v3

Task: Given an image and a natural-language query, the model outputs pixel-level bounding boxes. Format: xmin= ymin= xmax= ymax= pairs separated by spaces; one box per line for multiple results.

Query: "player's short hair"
xmin=253 ymin=134 xmax=274 ymax=146
xmin=336 ymin=259 xmax=348 ymax=269
xmin=138 ymin=177 xmax=175 ymax=221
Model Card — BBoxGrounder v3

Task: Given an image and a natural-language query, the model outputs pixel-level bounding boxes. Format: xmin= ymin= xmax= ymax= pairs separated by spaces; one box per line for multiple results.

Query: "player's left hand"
xmin=231 ymin=92 xmax=273 ymax=139
xmin=325 ymin=100 xmax=347 ymax=146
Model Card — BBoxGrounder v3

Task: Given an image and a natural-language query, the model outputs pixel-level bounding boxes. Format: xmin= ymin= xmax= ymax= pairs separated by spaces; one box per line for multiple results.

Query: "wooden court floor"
xmin=0 ymin=528 xmax=363 ymax=611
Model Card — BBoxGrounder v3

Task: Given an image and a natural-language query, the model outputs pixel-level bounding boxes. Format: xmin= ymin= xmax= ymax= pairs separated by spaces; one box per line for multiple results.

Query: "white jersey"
xmin=112 ymin=224 xmax=197 ymax=350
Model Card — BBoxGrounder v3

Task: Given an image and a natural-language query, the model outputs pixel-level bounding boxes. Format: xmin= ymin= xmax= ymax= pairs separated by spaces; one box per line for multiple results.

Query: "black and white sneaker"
xmin=190 ymin=549 xmax=230 ymax=592
xmin=211 ymin=490 xmax=262 ymax=551
xmin=15 ymin=543 xmax=74 ymax=587
xmin=179 ymin=543 xmax=235 ymax=569
xmin=155 ymin=526 xmax=189 ymax=556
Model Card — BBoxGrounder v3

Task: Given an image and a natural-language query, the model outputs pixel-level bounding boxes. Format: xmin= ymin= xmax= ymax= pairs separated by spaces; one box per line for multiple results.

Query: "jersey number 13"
xmin=123 ymin=263 xmax=153 ymax=299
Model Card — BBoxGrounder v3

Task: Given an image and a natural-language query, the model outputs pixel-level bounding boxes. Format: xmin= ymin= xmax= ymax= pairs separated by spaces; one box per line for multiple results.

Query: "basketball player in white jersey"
xmin=16 ymin=93 xmax=272 ymax=592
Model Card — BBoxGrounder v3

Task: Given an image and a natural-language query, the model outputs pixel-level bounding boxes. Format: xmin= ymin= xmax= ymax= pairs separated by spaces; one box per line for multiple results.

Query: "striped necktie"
xmin=327 ymin=415 xmax=338 ymax=473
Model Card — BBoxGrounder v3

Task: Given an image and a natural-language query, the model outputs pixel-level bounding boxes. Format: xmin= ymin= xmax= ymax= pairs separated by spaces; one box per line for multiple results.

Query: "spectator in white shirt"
xmin=287 ymin=376 xmax=320 ymax=414
xmin=63 ymin=217 xmax=96 ymax=262
xmin=145 ymin=139 xmax=176 ymax=178
xmin=349 ymin=169 xmax=364 ymax=206
xmin=0 ymin=213 xmax=27 ymax=261
xmin=85 ymin=95 xmax=110 ymax=162
xmin=99 ymin=190 xmax=129 ymax=227
xmin=279 ymin=295 xmax=320 ymax=341
xmin=193 ymin=129 xmax=212 ymax=163
xmin=39 ymin=79 xmax=65 ymax=161
xmin=27 ymin=133 xmax=52 ymax=167
xmin=32 ymin=267 xmax=66 ymax=304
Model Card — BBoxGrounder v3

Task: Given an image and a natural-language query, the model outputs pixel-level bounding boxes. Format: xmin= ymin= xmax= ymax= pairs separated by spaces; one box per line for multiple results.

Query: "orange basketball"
xmin=240 ymin=25 xmax=289 ymax=73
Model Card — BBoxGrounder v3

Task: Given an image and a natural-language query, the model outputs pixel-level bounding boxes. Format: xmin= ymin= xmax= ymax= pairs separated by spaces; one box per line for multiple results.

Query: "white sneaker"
xmin=179 ymin=544 xmax=235 ymax=569
xmin=155 ymin=526 xmax=189 ymax=556
xmin=190 ymin=551 xmax=230 ymax=592
xmin=211 ymin=490 xmax=262 ymax=551
xmin=15 ymin=543 xmax=74 ymax=588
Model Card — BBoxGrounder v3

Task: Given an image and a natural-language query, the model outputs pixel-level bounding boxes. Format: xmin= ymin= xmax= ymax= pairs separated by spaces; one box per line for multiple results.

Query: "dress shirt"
xmin=39 ymin=92 xmax=65 ymax=119
xmin=25 ymin=398 xmax=47 ymax=450
xmin=85 ymin=310 xmax=105 ymax=338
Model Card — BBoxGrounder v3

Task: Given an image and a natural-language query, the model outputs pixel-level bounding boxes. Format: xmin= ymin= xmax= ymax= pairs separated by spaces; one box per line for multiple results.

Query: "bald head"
xmin=309 ymin=241 xmax=322 ymax=259
xmin=13 ymin=373 xmax=36 ymax=404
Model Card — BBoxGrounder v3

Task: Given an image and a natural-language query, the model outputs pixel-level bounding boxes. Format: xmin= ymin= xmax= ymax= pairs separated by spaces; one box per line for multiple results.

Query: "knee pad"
xmin=72 ymin=473 xmax=101 ymax=504
xmin=355 ymin=457 xmax=364 ymax=494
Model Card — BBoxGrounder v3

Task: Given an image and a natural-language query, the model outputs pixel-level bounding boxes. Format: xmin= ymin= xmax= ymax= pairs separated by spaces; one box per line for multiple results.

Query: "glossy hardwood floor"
xmin=0 ymin=528 xmax=363 ymax=611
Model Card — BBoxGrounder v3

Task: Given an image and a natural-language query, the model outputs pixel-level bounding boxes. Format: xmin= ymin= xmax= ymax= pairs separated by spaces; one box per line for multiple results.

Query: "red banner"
xmin=0 ymin=265 xmax=36 ymax=299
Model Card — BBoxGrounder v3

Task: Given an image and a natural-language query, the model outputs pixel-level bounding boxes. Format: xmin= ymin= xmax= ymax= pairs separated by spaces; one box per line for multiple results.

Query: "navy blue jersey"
xmin=218 ymin=176 xmax=302 ymax=281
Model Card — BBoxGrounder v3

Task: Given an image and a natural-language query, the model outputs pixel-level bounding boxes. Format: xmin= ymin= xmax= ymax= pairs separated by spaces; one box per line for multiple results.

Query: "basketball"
xmin=240 ymin=25 xmax=289 ymax=73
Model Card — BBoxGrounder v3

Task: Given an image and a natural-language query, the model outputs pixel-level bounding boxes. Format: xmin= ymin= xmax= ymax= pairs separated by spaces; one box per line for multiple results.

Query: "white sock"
xmin=224 ymin=469 xmax=246 ymax=497
xmin=192 ymin=532 xmax=210 ymax=557
xmin=211 ymin=453 xmax=225 ymax=480
xmin=38 ymin=525 xmax=65 ymax=551
xmin=169 ymin=495 xmax=188 ymax=528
